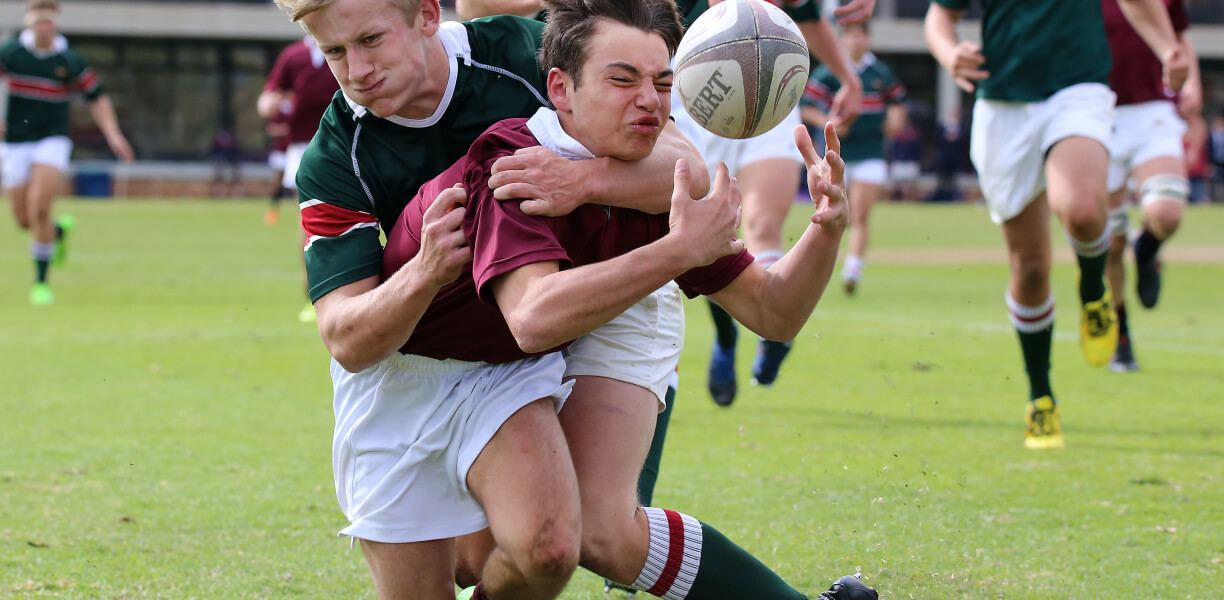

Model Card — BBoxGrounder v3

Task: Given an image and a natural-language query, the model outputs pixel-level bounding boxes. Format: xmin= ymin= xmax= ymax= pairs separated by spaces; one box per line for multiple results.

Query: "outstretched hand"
xmin=668 ymin=159 xmax=743 ymax=267
xmin=418 ymin=184 xmax=472 ymax=288
xmin=795 ymin=123 xmax=848 ymax=235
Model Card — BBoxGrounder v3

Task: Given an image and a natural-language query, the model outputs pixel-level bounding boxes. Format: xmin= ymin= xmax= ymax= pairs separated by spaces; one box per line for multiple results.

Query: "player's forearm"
xmin=257 ymin=90 xmax=286 ymax=119
xmin=1181 ymin=33 xmax=1202 ymax=104
xmin=1117 ymin=0 xmax=1180 ymax=59
xmin=800 ymin=20 xmax=860 ymax=95
xmin=88 ymin=96 xmax=125 ymax=143
xmin=584 ymin=122 xmax=710 ymax=213
xmin=316 ymin=267 xmax=443 ymax=372
xmin=505 ymin=239 xmax=695 ymax=353
xmin=924 ymin=4 xmax=962 ymax=71
xmin=455 ymin=0 xmax=541 ymax=20
xmin=713 ymin=225 xmax=842 ymax=341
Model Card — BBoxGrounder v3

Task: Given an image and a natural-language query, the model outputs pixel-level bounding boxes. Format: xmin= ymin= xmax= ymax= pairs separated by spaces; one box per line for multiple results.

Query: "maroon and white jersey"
xmin=381 ymin=112 xmax=753 ymax=364
xmin=1103 ymin=0 xmax=1189 ymax=107
xmin=264 ymin=36 xmax=340 ymax=144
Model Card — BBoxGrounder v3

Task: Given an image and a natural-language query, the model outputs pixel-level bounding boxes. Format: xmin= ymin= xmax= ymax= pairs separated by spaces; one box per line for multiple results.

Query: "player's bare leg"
xmin=1130 ymin=156 xmax=1187 ymax=309
xmin=24 ymin=164 xmax=64 ymax=305
xmin=737 ymin=158 xmax=803 ymax=387
xmin=1105 ymin=189 xmax=1138 ymax=372
xmin=842 ymin=178 xmax=881 ymax=294
xmin=466 ymin=397 xmax=581 ymax=600
xmin=360 ymin=538 xmax=457 ymax=600
xmin=1046 ymin=136 xmax=1116 ymax=368
xmin=1001 ymin=195 xmax=1062 ymax=448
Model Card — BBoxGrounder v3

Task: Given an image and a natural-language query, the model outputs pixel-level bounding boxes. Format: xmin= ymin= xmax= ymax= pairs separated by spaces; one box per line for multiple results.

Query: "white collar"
xmin=303 ymin=35 xmax=325 ymax=69
xmin=854 ymin=52 xmax=877 ymax=73
xmin=345 ymin=21 xmax=467 ymax=128
xmin=525 ymin=107 xmax=595 ymax=161
xmin=20 ymin=29 xmax=68 ymax=57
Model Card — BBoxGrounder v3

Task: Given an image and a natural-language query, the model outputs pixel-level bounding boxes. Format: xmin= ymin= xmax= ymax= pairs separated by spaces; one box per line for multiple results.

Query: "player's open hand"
xmin=489 ymin=146 xmax=587 ymax=217
xmin=941 ymin=41 xmax=988 ymax=93
xmin=669 ymin=159 xmax=743 ymax=267
xmin=109 ymin=135 xmax=135 ymax=162
xmin=796 ymin=123 xmax=848 ymax=235
xmin=418 ymin=184 xmax=472 ymax=288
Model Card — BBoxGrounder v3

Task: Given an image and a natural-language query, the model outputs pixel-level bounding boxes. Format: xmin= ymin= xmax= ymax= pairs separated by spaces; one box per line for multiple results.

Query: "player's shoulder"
xmin=301 ymin=96 xmax=360 ymax=170
xmin=810 ymin=63 xmax=837 ymax=84
xmin=462 ymin=15 xmax=545 ymax=62
xmin=0 ymin=36 xmax=22 ymax=61
xmin=467 ymin=117 xmax=535 ymax=163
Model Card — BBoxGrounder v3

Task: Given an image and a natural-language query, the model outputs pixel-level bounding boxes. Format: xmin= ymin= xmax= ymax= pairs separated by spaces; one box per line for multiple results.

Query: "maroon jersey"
xmin=1103 ymin=0 xmax=1189 ymax=106
xmin=264 ymin=37 xmax=340 ymax=144
xmin=381 ymin=117 xmax=754 ymax=364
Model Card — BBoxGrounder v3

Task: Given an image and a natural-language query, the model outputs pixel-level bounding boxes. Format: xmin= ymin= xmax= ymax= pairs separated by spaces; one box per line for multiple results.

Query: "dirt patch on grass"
xmin=871 ymin=245 xmax=1224 ymax=265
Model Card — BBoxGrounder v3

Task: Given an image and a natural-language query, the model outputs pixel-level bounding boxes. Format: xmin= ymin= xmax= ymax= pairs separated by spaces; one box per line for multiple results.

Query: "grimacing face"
xmin=551 ymin=20 xmax=673 ymax=161
xmin=303 ymin=0 xmax=443 ymax=120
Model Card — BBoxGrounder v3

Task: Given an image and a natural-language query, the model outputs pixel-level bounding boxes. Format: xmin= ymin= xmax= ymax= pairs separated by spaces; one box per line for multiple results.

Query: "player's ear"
xmin=418 ymin=0 xmax=442 ymax=36
xmin=546 ymin=67 xmax=573 ymax=112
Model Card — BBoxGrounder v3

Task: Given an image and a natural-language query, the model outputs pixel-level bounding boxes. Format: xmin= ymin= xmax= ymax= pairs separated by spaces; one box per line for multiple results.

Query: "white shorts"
xmin=672 ymin=98 xmax=804 ymax=178
xmin=268 ymin=149 xmax=287 ymax=172
xmin=563 ymin=282 xmax=685 ymax=412
xmin=283 ymin=142 xmax=309 ymax=189
xmin=890 ymin=160 xmax=920 ymax=182
xmin=969 ymin=82 xmax=1115 ymax=224
xmin=1107 ymin=100 xmax=1186 ymax=193
xmin=331 ymin=352 xmax=572 ymax=543
xmin=846 ymin=159 xmax=888 ymax=187
xmin=1 ymin=136 xmax=72 ymax=188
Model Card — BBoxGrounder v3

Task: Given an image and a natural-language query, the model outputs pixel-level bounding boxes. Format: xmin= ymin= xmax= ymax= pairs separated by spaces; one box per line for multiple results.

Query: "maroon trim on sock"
xmin=1011 ymin=306 xmax=1054 ymax=324
xmin=648 ymin=509 xmax=686 ymax=597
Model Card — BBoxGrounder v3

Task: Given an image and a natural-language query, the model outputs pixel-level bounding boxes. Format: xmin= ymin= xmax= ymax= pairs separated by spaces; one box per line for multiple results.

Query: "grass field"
xmin=2 ymin=198 xmax=1221 ymax=599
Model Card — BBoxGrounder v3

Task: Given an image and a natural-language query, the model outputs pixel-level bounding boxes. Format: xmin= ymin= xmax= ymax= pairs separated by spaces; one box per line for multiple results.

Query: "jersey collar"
xmin=19 ymin=29 xmax=68 ymax=57
xmin=525 ymin=107 xmax=596 ymax=161
xmin=854 ymin=52 xmax=877 ymax=73
xmin=344 ymin=21 xmax=465 ymax=129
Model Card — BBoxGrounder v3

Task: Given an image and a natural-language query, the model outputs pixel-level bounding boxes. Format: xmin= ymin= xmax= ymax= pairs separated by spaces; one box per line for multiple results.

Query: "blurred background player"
xmin=925 ymin=0 xmax=1187 ymax=449
xmin=1 ymin=0 xmax=134 ymax=306
xmin=263 ymin=97 xmax=293 ymax=226
xmin=256 ymin=33 xmax=340 ymax=323
xmin=1101 ymin=0 xmax=1200 ymax=372
xmin=801 ymin=19 xmax=906 ymax=295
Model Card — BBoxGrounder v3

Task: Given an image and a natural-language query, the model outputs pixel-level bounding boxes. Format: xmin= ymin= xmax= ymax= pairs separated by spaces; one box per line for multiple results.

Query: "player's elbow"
xmin=505 ymin=312 xmax=555 ymax=354
xmin=327 ymin=341 xmax=380 ymax=374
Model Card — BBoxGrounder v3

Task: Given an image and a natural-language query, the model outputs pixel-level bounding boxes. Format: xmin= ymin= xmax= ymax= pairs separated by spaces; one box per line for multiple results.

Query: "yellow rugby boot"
xmin=1080 ymin=287 xmax=1118 ymax=367
xmin=1024 ymin=396 xmax=1065 ymax=450
xmin=29 ymin=282 xmax=55 ymax=306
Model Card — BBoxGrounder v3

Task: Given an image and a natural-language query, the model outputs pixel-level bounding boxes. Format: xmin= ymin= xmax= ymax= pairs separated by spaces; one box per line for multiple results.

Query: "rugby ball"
xmin=674 ymin=0 xmax=809 ymax=139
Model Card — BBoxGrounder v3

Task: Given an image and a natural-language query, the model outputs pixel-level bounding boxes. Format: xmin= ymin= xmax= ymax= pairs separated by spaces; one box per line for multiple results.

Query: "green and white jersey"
xmin=802 ymin=53 xmax=905 ymax=162
xmin=0 ymin=30 xmax=103 ymax=143
xmin=297 ymin=16 xmax=549 ymax=302
xmin=932 ymin=0 xmax=1111 ymax=102
xmin=677 ymin=0 xmax=822 ymax=27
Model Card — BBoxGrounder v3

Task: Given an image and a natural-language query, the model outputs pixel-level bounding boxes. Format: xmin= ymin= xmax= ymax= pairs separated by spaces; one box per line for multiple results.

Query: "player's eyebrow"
xmin=605 ymin=62 xmax=673 ymax=79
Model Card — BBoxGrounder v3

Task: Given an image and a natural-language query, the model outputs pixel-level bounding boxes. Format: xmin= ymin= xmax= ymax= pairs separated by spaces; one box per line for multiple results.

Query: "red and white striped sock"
xmin=631 ymin=507 xmax=703 ymax=599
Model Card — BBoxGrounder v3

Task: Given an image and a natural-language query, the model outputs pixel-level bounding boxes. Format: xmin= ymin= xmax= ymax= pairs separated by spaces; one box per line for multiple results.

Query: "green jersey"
xmin=677 ymin=0 xmax=822 ymax=26
xmin=932 ymin=0 xmax=1111 ymax=102
xmin=297 ymin=17 xmax=549 ymax=302
xmin=802 ymin=53 xmax=905 ymax=162
xmin=0 ymin=31 xmax=103 ymax=143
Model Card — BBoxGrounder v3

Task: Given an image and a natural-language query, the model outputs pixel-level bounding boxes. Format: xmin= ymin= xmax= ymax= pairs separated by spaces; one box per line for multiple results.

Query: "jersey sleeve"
xmin=781 ymin=0 xmax=822 ymax=23
xmin=297 ymin=106 xmax=385 ymax=302
xmin=882 ymin=66 xmax=907 ymax=104
xmin=264 ymin=44 xmax=297 ymax=93
xmin=675 ymin=248 xmax=755 ymax=298
xmin=932 ymin=0 xmax=971 ymax=10
xmin=463 ymin=126 xmax=573 ymax=304
xmin=66 ymin=50 xmax=103 ymax=101
xmin=801 ymin=66 xmax=837 ymax=111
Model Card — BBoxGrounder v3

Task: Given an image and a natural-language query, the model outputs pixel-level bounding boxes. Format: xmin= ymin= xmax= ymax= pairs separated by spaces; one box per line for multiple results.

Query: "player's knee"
xmin=516 ymin=519 xmax=581 ymax=583
xmin=1063 ymin=202 xmax=1107 ymax=240
xmin=1143 ymin=199 xmax=1184 ymax=238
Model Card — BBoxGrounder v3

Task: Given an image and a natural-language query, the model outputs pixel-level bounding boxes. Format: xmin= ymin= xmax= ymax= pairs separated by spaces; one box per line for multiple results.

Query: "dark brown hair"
xmin=540 ymin=0 xmax=684 ymax=86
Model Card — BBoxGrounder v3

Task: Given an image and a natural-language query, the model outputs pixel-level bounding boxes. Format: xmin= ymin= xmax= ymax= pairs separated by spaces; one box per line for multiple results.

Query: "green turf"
xmin=2 ymin=199 xmax=1221 ymax=598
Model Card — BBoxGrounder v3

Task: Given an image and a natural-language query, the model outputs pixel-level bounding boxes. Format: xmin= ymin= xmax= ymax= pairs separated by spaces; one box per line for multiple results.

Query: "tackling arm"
xmin=489 ymin=120 xmax=709 ymax=217
xmin=455 ymin=0 xmax=543 ymax=20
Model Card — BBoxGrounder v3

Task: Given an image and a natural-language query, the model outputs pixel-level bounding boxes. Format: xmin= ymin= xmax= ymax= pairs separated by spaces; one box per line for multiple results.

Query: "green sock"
xmin=1017 ymin=326 xmax=1053 ymax=400
xmin=35 ymin=258 xmax=50 ymax=283
xmin=1070 ymin=228 xmax=1111 ymax=302
xmin=687 ymin=521 xmax=808 ymax=600
xmin=708 ymin=299 xmax=738 ymax=349
xmin=637 ymin=385 xmax=675 ymax=506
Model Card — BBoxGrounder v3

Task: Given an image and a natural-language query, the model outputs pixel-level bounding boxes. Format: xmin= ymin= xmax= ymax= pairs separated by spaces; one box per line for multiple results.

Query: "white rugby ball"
xmin=674 ymin=0 xmax=809 ymax=139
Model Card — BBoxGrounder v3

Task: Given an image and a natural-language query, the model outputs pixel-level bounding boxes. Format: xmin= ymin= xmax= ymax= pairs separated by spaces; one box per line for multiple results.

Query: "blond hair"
xmin=26 ymin=0 xmax=60 ymax=12
xmin=273 ymin=0 xmax=421 ymax=23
